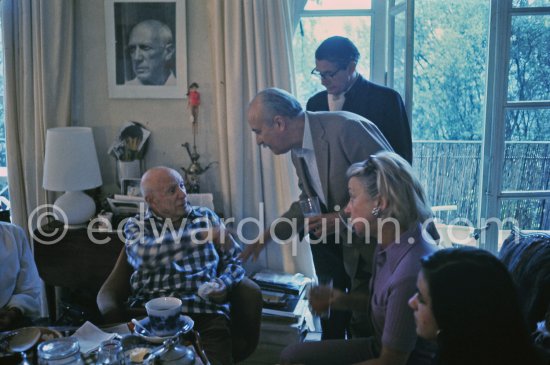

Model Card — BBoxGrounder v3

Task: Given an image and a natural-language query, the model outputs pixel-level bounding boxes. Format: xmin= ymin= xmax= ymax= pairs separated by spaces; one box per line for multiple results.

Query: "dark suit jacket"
xmin=273 ymin=110 xmax=393 ymax=241
xmin=307 ymin=74 xmax=413 ymax=163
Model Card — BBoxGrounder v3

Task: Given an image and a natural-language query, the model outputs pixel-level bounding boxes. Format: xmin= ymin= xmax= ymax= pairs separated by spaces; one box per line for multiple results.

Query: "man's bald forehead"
xmin=130 ymin=19 xmax=173 ymax=44
xmin=141 ymin=166 xmax=181 ymax=196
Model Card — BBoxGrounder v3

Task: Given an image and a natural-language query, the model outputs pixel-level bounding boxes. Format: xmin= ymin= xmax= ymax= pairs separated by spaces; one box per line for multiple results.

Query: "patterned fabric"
xmin=124 ymin=206 xmax=244 ymax=317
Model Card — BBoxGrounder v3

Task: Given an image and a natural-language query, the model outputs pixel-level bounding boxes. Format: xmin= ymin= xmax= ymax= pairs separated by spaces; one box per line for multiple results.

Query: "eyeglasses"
xmin=362 ymin=155 xmax=377 ymax=173
xmin=310 ymin=67 xmax=344 ymax=80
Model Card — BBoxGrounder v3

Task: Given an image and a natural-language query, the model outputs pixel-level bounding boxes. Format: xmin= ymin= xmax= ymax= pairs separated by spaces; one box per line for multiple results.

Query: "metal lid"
xmin=145 ymin=335 xmax=195 ymax=365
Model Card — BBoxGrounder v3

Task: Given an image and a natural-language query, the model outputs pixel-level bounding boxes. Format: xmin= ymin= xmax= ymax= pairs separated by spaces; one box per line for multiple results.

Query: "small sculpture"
xmin=182 ymin=82 xmax=215 ymax=193
xmin=181 ymin=142 xmax=216 ymax=193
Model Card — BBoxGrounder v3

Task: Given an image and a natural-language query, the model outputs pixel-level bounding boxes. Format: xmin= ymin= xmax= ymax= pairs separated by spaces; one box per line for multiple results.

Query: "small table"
xmin=33 ymin=223 xmax=125 ymax=321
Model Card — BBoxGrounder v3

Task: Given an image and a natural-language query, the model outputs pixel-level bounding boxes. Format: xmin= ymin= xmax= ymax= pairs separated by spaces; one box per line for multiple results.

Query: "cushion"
xmin=499 ymin=227 xmax=550 ymax=332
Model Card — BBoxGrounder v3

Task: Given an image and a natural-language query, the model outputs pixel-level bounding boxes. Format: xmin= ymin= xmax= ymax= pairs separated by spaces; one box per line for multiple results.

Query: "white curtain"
xmin=2 ymin=0 xmax=74 ymax=229
xmin=208 ymin=0 xmax=313 ymax=276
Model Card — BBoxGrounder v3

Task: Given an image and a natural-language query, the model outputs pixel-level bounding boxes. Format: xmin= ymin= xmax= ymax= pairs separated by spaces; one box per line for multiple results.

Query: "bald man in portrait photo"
xmin=125 ymin=19 xmax=176 ymax=86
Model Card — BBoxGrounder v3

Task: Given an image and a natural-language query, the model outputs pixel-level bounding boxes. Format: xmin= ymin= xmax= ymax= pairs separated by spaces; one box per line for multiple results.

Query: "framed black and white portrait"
xmin=104 ymin=0 xmax=187 ymax=98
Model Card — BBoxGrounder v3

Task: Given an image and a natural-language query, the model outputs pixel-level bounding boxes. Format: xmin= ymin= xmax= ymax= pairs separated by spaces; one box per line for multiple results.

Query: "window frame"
xmin=481 ymin=0 xmax=550 ymax=251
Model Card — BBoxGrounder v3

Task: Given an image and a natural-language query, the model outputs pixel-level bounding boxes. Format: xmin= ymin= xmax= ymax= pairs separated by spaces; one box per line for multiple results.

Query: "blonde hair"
xmin=347 ymin=151 xmax=433 ymax=230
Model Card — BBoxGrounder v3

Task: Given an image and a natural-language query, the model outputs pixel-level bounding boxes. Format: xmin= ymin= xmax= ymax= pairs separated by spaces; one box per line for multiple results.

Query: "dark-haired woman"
xmin=409 ymin=247 xmax=544 ymax=365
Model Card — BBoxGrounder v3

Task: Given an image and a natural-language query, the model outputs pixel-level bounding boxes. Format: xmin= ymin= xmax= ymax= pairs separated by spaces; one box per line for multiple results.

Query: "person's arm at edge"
xmin=5 ymin=227 xmax=41 ymax=317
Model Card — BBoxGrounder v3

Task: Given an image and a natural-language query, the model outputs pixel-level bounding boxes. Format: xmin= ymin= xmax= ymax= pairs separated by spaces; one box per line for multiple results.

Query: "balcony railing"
xmin=412 ymin=140 xmax=550 ymax=230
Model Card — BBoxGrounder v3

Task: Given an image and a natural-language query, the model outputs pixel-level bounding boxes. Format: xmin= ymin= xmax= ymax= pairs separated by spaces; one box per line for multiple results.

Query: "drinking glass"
xmin=96 ymin=339 xmax=125 ymax=364
xmin=300 ymin=196 xmax=321 ymax=218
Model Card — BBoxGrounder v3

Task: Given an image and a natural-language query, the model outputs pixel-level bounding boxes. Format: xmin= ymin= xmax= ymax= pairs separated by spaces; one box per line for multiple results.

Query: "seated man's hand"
xmin=206 ymin=279 xmax=228 ymax=304
xmin=239 ymin=240 xmax=265 ymax=262
xmin=0 ymin=307 xmax=23 ymax=331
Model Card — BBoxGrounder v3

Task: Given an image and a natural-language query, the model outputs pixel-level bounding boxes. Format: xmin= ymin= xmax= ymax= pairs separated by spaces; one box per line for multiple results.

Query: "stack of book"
xmin=251 ymin=270 xmax=314 ymax=346
xmin=252 ymin=270 xmax=311 ymax=317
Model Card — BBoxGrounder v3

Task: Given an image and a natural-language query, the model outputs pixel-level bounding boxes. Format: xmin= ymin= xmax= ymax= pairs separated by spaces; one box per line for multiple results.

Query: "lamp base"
xmin=53 ymin=191 xmax=96 ymax=225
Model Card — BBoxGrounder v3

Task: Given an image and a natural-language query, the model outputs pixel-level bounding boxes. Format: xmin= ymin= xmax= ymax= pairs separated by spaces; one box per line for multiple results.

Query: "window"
xmin=411 ymin=0 xmax=490 ymax=232
xmin=292 ymin=0 xmax=374 ymax=104
xmin=0 ymin=12 xmax=8 ymax=212
xmin=485 ymin=1 xmax=550 ymax=248
xmin=293 ymin=0 xmax=550 ymax=252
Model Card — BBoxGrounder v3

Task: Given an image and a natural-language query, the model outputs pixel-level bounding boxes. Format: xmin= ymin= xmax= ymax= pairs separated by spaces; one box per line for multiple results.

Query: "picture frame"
xmin=121 ymin=178 xmax=143 ymax=196
xmin=104 ymin=0 xmax=187 ymax=98
xmin=107 ymin=197 xmax=141 ymax=216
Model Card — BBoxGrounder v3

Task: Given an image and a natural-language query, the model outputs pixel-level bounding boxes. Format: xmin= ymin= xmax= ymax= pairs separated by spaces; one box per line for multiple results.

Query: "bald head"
xmin=141 ymin=166 xmax=190 ymax=221
xmin=131 ymin=20 xmax=173 ymax=45
xmin=248 ymin=88 xmax=303 ymax=124
xmin=128 ymin=20 xmax=174 ymax=85
xmin=247 ymin=88 xmax=305 ymax=155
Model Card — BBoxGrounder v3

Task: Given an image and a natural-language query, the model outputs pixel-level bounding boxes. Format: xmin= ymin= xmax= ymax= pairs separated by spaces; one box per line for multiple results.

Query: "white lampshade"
xmin=43 ymin=127 xmax=103 ymax=225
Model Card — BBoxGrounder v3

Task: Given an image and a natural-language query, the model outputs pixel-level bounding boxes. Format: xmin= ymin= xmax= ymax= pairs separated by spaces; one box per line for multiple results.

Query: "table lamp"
xmin=43 ymin=127 xmax=103 ymax=225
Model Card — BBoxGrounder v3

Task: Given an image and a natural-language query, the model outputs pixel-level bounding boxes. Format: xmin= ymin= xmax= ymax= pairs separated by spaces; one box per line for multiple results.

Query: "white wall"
xmin=73 ymin=0 xmax=223 ymax=208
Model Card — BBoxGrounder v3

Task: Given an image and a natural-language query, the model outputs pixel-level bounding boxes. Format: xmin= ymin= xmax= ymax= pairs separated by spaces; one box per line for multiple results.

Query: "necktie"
xmin=297 ymin=156 xmax=317 ymax=199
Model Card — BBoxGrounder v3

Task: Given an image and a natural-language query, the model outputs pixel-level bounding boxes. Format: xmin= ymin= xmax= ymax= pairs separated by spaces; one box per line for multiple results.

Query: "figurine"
xmin=187 ymin=82 xmax=201 ymax=134
xmin=181 ymin=142 xmax=217 ymax=193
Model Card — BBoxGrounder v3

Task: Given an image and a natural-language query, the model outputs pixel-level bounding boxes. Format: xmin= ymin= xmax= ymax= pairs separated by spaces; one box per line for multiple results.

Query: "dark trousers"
xmin=188 ymin=313 xmax=233 ymax=365
xmin=310 ymin=240 xmax=351 ymax=340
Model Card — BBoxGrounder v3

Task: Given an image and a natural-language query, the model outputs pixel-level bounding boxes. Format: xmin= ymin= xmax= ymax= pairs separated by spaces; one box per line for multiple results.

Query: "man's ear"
xmin=164 ymin=42 xmax=175 ymax=61
xmin=144 ymin=195 xmax=155 ymax=209
xmin=347 ymin=61 xmax=357 ymax=74
xmin=273 ymin=115 xmax=286 ymax=131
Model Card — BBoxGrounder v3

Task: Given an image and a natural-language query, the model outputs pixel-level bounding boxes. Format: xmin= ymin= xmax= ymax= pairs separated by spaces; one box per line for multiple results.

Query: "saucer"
xmin=133 ymin=315 xmax=194 ymax=343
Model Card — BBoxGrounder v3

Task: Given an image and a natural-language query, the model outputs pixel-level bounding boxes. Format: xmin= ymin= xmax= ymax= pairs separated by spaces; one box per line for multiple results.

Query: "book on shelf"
xmin=252 ymin=269 xmax=312 ymax=296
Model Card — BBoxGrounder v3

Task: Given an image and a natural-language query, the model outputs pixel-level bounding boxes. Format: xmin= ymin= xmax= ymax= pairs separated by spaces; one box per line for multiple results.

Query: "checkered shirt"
xmin=125 ymin=206 xmax=244 ymax=317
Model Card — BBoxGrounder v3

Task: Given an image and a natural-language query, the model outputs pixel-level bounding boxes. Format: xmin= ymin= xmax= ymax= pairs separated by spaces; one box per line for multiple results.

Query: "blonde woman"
xmin=281 ymin=151 xmax=437 ymax=365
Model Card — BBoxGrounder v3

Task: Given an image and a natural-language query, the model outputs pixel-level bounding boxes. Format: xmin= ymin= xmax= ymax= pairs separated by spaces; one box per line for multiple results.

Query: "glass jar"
xmin=97 ymin=339 xmax=125 ymax=364
xmin=37 ymin=337 xmax=84 ymax=365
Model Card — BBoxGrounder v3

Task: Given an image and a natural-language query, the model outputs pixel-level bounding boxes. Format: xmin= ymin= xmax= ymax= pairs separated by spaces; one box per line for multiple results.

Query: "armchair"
xmin=499 ymin=227 xmax=550 ymax=332
xmin=97 ymin=248 xmax=262 ymax=362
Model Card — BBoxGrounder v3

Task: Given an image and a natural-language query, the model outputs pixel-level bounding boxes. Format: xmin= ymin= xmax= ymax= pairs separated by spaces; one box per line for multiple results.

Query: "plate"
xmin=7 ymin=327 xmax=62 ymax=349
xmin=133 ymin=315 xmax=194 ymax=343
xmin=0 ymin=327 xmax=62 ymax=363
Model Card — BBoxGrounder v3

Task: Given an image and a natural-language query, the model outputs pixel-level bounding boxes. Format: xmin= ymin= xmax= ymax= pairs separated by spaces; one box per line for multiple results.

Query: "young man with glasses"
xmin=307 ymin=36 xmax=412 ymax=164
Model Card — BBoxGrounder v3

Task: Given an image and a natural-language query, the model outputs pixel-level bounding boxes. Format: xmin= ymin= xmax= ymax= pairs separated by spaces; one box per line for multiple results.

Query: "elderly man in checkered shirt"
xmin=125 ymin=166 xmax=244 ymax=365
